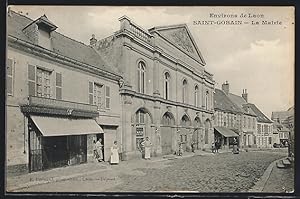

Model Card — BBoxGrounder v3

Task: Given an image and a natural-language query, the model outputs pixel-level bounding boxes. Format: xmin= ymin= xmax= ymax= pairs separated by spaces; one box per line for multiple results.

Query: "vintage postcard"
xmin=5 ymin=6 xmax=294 ymax=193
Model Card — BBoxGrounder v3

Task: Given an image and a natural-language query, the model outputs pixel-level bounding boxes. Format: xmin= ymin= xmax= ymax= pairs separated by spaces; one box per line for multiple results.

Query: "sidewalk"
xmin=6 ymin=162 xmax=109 ymax=192
xmin=7 ymin=150 xmax=212 ymax=192
xmin=248 ymin=156 xmax=294 ymax=193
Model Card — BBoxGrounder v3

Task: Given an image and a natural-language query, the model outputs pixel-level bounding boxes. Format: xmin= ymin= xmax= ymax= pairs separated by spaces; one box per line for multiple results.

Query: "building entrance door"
xmin=161 ymin=126 xmax=173 ymax=155
xmin=161 ymin=112 xmax=175 ymax=155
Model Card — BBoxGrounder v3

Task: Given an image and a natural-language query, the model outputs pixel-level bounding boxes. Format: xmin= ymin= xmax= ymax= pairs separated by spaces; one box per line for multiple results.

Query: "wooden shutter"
xmin=105 ymin=86 xmax=110 ymax=109
xmin=6 ymin=58 xmax=13 ymax=95
xmin=28 ymin=65 xmax=36 ymax=96
xmin=56 ymin=72 xmax=62 ymax=100
xmin=88 ymin=81 xmax=94 ymax=105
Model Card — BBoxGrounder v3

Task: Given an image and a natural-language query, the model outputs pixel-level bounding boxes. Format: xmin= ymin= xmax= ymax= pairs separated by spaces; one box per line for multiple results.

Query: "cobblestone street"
xmin=12 ymin=150 xmax=290 ymax=193
xmin=107 ymin=151 xmax=287 ymax=192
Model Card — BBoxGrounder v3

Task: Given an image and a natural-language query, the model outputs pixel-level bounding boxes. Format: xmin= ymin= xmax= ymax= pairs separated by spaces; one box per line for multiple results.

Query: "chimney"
xmin=242 ymin=89 xmax=248 ymax=102
xmin=222 ymin=81 xmax=229 ymax=95
xmin=90 ymin=34 xmax=97 ymax=47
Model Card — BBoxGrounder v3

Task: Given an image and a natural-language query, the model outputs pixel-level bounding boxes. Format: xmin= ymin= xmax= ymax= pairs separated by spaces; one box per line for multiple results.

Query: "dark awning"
xmin=31 ymin=115 xmax=104 ymax=137
xmin=215 ymin=126 xmax=239 ymax=137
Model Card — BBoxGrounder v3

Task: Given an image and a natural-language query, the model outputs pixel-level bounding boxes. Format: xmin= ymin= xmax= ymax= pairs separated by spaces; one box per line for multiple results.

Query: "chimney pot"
xmin=222 ymin=81 xmax=229 ymax=95
xmin=242 ymin=89 xmax=248 ymax=102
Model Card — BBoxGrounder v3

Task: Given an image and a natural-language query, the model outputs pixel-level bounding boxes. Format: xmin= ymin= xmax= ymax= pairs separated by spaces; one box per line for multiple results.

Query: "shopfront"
xmin=214 ymin=126 xmax=239 ymax=149
xmin=28 ymin=115 xmax=103 ymax=172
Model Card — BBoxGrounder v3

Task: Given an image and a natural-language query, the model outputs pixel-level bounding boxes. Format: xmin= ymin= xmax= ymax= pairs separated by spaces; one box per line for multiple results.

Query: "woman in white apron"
xmin=110 ymin=141 xmax=119 ymax=165
xmin=143 ymin=137 xmax=152 ymax=160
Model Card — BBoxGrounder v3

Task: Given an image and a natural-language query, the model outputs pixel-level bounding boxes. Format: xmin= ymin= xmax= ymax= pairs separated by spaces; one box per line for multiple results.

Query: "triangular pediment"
xmin=149 ymin=24 xmax=205 ymax=65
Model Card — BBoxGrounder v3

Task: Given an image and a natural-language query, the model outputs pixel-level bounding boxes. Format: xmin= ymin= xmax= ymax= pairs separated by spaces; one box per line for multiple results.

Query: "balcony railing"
xmin=129 ymin=22 xmax=152 ymax=43
xmin=28 ymin=96 xmax=98 ymax=112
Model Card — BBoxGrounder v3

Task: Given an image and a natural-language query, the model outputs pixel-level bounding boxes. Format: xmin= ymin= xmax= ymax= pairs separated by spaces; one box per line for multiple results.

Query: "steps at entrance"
xmin=282 ymin=159 xmax=291 ymax=167
xmin=276 ymin=161 xmax=286 ymax=169
xmin=276 ymin=158 xmax=292 ymax=169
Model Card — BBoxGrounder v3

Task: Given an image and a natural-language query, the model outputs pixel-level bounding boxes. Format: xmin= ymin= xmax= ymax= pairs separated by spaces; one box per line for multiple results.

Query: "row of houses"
xmin=213 ymin=82 xmax=274 ymax=150
xmin=6 ymin=10 xmax=288 ymax=175
xmin=271 ymin=107 xmax=294 ymax=149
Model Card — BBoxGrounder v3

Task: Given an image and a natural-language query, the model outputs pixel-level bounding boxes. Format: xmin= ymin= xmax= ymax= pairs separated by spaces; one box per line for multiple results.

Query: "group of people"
xmin=211 ymin=138 xmax=239 ymax=154
xmin=93 ymin=138 xmax=120 ymax=165
xmin=211 ymin=139 xmax=221 ymax=153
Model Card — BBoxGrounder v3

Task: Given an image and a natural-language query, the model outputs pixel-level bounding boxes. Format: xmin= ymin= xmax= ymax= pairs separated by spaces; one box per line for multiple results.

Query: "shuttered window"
xmin=89 ymin=81 xmax=110 ymax=110
xmin=94 ymin=83 xmax=104 ymax=109
xmin=88 ymin=81 xmax=94 ymax=105
xmin=6 ymin=58 xmax=14 ymax=95
xmin=105 ymin=86 xmax=110 ymax=109
xmin=56 ymin=72 xmax=62 ymax=100
xmin=36 ymin=68 xmax=51 ymax=98
xmin=28 ymin=65 xmax=36 ymax=96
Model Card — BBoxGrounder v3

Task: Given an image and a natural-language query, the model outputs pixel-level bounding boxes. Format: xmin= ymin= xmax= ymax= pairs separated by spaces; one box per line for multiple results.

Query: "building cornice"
xmin=120 ymin=88 xmax=214 ymax=114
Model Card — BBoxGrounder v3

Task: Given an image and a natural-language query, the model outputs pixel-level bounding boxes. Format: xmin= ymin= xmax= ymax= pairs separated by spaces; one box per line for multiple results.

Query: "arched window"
xmin=164 ymin=72 xmax=170 ymax=100
xmin=136 ymin=109 xmax=145 ymax=124
xmin=205 ymin=90 xmax=209 ymax=110
xmin=182 ymin=79 xmax=188 ymax=103
xmin=137 ymin=61 xmax=145 ymax=94
xmin=194 ymin=85 xmax=199 ymax=107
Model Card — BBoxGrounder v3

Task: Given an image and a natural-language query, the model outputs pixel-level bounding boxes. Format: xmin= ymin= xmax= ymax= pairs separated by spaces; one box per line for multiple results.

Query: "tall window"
xmin=89 ymin=82 xmax=110 ymax=110
xmin=264 ymin=125 xmax=268 ymax=133
xmin=136 ymin=110 xmax=145 ymax=124
xmin=55 ymin=72 xmax=62 ymax=100
xmin=182 ymin=79 xmax=188 ymax=103
xmin=248 ymin=118 xmax=251 ymax=128
xmin=205 ymin=90 xmax=209 ymax=110
xmin=94 ymin=83 xmax=104 ymax=110
xmin=194 ymin=85 xmax=199 ymax=107
xmin=105 ymin=86 xmax=110 ymax=109
xmin=164 ymin=72 xmax=170 ymax=100
xmin=36 ymin=68 xmax=51 ymax=98
xmin=257 ymin=124 xmax=261 ymax=133
xmin=6 ymin=58 xmax=14 ymax=96
xmin=137 ymin=61 xmax=145 ymax=94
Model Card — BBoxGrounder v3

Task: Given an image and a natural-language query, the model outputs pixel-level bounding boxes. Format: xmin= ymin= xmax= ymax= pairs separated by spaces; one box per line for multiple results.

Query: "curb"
xmin=7 ymin=166 xmax=112 ymax=192
xmin=248 ymin=157 xmax=287 ymax=192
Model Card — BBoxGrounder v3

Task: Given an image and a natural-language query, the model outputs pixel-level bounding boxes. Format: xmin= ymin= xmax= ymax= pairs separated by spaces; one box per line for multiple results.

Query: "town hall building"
xmin=92 ymin=16 xmax=216 ymax=160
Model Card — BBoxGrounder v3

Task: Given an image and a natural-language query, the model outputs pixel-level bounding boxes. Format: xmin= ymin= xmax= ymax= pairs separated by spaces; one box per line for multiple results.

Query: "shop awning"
xmin=214 ymin=126 xmax=239 ymax=137
xmin=31 ymin=115 xmax=104 ymax=137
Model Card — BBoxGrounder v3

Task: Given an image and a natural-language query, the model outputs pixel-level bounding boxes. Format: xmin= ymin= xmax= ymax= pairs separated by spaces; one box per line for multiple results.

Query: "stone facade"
xmin=93 ymin=16 xmax=215 ymax=160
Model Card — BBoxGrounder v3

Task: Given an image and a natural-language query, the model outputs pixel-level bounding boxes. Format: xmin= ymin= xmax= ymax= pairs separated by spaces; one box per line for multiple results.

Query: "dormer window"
xmin=23 ymin=14 xmax=57 ymax=50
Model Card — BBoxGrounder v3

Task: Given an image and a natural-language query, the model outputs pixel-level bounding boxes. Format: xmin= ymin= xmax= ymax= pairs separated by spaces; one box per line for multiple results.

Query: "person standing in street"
xmin=110 ymin=141 xmax=120 ymax=165
xmin=211 ymin=140 xmax=216 ymax=153
xmin=95 ymin=138 xmax=104 ymax=162
xmin=142 ymin=137 xmax=152 ymax=160
xmin=178 ymin=142 xmax=183 ymax=156
xmin=232 ymin=138 xmax=239 ymax=154
xmin=215 ymin=139 xmax=220 ymax=153
xmin=191 ymin=140 xmax=195 ymax=153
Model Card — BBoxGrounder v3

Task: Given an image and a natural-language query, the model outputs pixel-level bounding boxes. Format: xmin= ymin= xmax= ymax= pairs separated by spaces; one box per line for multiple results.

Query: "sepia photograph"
xmin=5 ymin=5 xmax=294 ymax=193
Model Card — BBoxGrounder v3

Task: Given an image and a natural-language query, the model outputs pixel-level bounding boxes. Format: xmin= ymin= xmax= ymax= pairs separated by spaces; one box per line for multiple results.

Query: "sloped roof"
xmin=271 ymin=111 xmax=291 ymax=122
xmin=246 ymin=103 xmax=273 ymax=123
xmin=7 ymin=10 xmax=120 ymax=76
xmin=228 ymin=93 xmax=247 ymax=108
xmin=214 ymin=89 xmax=242 ymax=113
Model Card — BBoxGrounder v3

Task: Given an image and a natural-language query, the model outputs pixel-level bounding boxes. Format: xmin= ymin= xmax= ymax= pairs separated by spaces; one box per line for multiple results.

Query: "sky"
xmin=9 ymin=6 xmax=295 ymax=118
